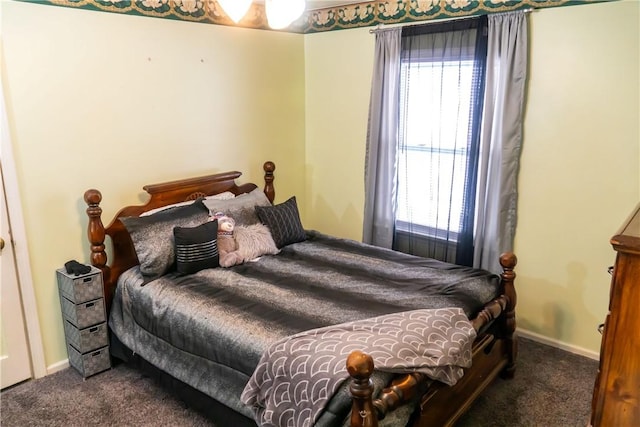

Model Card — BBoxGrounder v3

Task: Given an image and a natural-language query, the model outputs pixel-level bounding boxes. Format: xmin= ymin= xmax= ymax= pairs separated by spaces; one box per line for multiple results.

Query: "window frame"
xmin=395 ymin=56 xmax=478 ymax=241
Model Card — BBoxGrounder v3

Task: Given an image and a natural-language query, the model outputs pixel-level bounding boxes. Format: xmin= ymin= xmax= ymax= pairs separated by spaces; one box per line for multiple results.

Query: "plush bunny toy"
xmin=212 ymin=212 xmax=242 ymax=268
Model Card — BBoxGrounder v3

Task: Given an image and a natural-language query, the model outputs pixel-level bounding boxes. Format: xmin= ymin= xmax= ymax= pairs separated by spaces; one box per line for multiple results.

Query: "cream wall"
xmin=1 ymin=1 xmax=306 ymax=367
xmin=304 ymin=1 xmax=640 ymax=354
xmin=2 ymin=0 xmax=638 ymax=370
xmin=304 ymin=27 xmax=371 ymax=240
xmin=516 ymin=1 xmax=639 ymax=352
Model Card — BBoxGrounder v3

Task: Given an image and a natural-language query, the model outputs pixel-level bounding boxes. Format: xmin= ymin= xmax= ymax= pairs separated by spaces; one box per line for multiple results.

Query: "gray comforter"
xmin=109 ymin=231 xmax=500 ymax=426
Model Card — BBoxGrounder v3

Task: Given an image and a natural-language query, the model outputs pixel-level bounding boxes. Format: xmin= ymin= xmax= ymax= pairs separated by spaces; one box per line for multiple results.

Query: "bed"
xmin=83 ymin=161 xmax=518 ymax=427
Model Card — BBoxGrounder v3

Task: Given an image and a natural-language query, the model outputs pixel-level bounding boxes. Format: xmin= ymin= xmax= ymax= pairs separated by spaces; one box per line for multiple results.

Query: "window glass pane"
xmin=396 ymin=60 xmax=474 ymax=235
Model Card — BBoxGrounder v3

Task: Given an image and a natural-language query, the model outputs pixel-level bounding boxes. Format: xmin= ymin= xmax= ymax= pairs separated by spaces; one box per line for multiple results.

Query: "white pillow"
xmin=202 ymin=188 xmax=271 ymax=226
xmin=208 ymin=191 xmax=236 ymax=201
xmin=140 ymin=191 xmax=235 ymax=217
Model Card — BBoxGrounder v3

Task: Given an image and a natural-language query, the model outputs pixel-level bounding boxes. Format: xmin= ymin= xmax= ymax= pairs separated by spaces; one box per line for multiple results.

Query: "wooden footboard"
xmin=347 ymin=253 xmax=517 ymax=427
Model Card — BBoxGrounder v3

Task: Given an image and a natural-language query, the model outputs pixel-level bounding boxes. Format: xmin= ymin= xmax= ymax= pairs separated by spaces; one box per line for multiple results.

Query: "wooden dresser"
xmin=590 ymin=203 xmax=640 ymax=426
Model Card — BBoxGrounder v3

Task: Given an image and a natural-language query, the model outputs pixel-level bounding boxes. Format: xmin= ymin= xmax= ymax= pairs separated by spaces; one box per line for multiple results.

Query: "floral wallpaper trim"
xmin=302 ymin=0 xmax=611 ymax=33
xmin=18 ymin=0 xmax=274 ymax=29
xmin=16 ymin=0 xmax=613 ymax=33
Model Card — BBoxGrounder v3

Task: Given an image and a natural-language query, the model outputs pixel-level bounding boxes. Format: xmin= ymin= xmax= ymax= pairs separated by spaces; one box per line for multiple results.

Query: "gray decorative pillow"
xmin=174 ymin=220 xmax=219 ymax=274
xmin=255 ymin=196 xmax=306 ymax=248
xmin=203 ymin=188 xmax=271 ymax=226
xmin=121 ymin=199 xmax=210 ymax=279
xmin=234 ymin=223 xmax=279 ymax=262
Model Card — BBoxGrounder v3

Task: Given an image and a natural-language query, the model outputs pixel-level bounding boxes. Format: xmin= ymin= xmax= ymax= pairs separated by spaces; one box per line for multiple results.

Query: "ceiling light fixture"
xmin=216 ymin=0 xmax=253 ymax=23
xmin=217 ymin=0 xmax=306 ymax=29
xmin=265 ymin=0 xmax=306 ymax=30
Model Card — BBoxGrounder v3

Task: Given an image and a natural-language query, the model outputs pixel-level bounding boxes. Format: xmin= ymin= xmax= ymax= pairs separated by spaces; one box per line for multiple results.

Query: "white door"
xmin=0 ymin=165 xmax=32 ymax=389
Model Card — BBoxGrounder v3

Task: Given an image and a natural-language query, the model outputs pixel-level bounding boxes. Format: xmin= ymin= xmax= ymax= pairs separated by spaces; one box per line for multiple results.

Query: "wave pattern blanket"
xmin=241 ymin=308 xmax=476 ymax=427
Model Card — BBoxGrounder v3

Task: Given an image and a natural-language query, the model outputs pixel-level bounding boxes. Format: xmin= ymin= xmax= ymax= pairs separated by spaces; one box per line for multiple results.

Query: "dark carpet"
xmin=1 ymin=337 xmax=598 ymax=427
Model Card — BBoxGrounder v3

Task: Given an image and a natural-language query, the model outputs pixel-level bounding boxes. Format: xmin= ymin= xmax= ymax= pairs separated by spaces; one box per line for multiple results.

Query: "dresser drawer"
xmin=56 ymin=267 xmax=103 ymax=304
xmin=60 ymin=297 xmax=106 ymax=329
xmin=67 ymin=344 xmax=111 ymax=378
xmin=63 ymin=319 xmax=108 ymax=354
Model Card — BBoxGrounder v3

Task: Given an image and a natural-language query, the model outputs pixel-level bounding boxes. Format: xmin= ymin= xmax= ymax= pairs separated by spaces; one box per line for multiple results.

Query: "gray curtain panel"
xmin=474 ymin=12 xmax=529 ymax=272
xmin=362 ymin=28 xmax=402 ymax=248
xmin=363 ymin=12 xmax=528 ymax=272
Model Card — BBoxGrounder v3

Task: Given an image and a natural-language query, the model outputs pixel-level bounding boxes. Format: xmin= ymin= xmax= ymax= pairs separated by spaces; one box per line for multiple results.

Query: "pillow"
xmin=234 ymin=223 xmax=279 ymax=262
xmin=208 ymin=191 xmax=237 ymax=200
xmin=255 ymin=196 xmax=306 ymax=248
xmin=121 ymin=199 xmax=210 ymax=278
xmin=173 ymin=220 xmax=219 ymax=274
xmin=203 ymin=188 xmax=271 ymax=226
xmin=140 ymin=192 xmax=236 ymax=217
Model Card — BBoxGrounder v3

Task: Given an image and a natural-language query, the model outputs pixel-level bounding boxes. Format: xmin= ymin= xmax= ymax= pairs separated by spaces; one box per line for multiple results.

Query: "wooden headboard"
xmin=84 ymin=161 xmax=275 ymax=311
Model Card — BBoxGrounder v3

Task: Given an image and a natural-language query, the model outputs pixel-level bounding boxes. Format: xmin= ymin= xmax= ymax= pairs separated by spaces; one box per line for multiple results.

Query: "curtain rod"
xmin=368 ymin=8 xmax=533 ymax=34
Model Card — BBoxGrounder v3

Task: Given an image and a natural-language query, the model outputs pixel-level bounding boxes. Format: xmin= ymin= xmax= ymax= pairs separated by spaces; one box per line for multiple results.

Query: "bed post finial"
xmin=84 ymin=189 xmax=110 ymax=285
xmin=347 ymin=350 xmax=378 ymax=427
xmin=499 ymin=252 xmax=518 ymax=378
xmin=263 ymin=161 xmax=275 ymax=203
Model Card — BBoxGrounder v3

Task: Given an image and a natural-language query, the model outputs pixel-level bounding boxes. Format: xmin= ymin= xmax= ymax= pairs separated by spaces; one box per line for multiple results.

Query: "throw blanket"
xmin=241 ymin=307 xmax=476 ymax=427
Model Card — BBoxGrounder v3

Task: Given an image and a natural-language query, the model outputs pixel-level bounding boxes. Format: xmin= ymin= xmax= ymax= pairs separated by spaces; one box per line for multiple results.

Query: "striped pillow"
xmin=173 ymin=220 xmax=219 ymax=274
xmin=255 ymin=196 xmax=306 ymax=248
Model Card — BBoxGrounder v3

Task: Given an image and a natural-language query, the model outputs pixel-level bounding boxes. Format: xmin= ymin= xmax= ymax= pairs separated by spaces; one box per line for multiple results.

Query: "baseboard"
xmin=47 ymin=359 xmax=69 ymax=375
xmin=517 ymin=328 xmax=600 ymax=361
xmin=42 ymin=332 xmax=598 ymax=377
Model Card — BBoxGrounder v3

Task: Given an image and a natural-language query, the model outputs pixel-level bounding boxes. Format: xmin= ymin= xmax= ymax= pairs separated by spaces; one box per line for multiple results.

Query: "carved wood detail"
xmin=347 ymin=351 xmax=378 ymax=427
xmin=499 ymin=252 xmax=518 ymax=378
xmin=263 ymin=161 xmax=275 ymax=203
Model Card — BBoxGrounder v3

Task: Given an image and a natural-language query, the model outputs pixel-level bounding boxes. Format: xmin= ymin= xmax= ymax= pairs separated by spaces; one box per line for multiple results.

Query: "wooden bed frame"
xmin=84 ymin=161 xmax=517 ymax=427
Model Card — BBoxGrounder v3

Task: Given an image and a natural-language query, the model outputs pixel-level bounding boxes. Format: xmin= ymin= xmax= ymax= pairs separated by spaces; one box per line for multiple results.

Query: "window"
xmin=364 ymin=14 xmax=526 ymax=270
xmin=392 ymin=21 xmax=488 ymax=265
xmin=396 ymin=59 xmax=475 ymax=240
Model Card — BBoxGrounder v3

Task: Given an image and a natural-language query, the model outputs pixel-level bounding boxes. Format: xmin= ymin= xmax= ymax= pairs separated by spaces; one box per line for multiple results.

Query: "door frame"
xmin=1 ymin=82 xmax=46 ymax=379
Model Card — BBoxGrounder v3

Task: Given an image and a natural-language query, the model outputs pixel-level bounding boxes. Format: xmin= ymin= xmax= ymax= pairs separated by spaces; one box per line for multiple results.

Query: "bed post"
xmin=346 ymin=351 xmax=378 ymax=427
xmin=263 ymin=161 xmax=275 ymax=203
xmin=84 ymin=189 xmax=111 ymax=303
xmin=499 ymin=252 xmax=518 ymax=378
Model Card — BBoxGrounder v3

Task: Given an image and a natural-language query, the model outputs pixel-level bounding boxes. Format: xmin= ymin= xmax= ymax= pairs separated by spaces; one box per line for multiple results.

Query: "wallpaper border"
xmin=16 ymin=0 xmax=612 ymax=34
